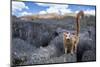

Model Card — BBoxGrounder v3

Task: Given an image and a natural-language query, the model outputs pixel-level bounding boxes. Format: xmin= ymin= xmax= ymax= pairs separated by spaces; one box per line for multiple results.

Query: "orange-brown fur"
xmin=63 ymin=11 xmax=84 ymax=54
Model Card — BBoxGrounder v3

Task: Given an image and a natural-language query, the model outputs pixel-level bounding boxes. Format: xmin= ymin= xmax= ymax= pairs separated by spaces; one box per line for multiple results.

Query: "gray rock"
xmin=82 ymin=50 xmax=96 ymax=62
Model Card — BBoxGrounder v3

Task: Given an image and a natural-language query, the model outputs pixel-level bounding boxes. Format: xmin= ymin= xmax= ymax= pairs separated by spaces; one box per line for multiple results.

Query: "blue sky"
xmin=12 ymin=1 xmax=96 ymax=17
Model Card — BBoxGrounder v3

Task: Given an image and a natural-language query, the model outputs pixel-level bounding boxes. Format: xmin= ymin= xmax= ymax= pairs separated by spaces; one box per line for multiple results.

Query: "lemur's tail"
xmin=76 ymin=11 xmax=84 ymax=36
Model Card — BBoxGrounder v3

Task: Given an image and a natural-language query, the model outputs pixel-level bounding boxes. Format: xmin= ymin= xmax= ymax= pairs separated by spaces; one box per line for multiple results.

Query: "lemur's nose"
xmin=66 ymin=37 xmax=70 ymax=40
xmin=67 ymin=39 xmax=70 ymax=41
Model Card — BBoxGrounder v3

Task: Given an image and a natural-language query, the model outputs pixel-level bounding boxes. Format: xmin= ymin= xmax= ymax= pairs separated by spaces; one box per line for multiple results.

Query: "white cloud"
xmin=36 ymin=3 xmax=72 ymax=15
xmin=46 ymin=5 xmax=72 ymax=15
xmin=75 ymin=10 xmax=80 ymax=13
xmin=35 ymin=3 xmax=52 ymax=7
xmin=12 ymin=1 xmax=29 ymax=15
xmin=46 ymin=6 xmax=72 ymax=15
xmin=39 ymin=11 xmax=47 ymax=14
xmin=46 ymin=7 xmax=59 ymax=14
xmin=20 ymin=11 xmax=33 ymax=16
xmin=84 ymin=10 xmax=95 ymax=15
xmin=61 ymin=9 xmax=72 ymax=14
xmin=36 ymin=3 xmax=68 ymax=7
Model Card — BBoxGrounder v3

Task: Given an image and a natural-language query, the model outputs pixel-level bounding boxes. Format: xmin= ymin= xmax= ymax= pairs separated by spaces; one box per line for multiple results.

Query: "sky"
xmin=12 ymin=1 xmax=96 ymax=17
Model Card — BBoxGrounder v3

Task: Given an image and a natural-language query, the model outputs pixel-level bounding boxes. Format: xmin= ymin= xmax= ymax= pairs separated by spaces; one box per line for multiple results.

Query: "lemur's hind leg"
xmin=74 ymin=44 xmax=77 ymax=53
xmin=74 ymin=39 xmax=79 ymax=53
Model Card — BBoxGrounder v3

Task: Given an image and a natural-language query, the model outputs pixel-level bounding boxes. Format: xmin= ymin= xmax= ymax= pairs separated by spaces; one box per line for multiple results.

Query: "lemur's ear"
xmin=63 ymin=32 xmax=67 ymax=36
xmin=63 ymin=32 xmax=66 ymax=35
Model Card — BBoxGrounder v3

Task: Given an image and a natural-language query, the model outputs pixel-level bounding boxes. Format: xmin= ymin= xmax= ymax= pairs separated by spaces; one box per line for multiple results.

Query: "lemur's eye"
xmin=66 ymin=32 xmax=69 ymax=34
xmin=72 ymin=33 xmax=75 ymax=35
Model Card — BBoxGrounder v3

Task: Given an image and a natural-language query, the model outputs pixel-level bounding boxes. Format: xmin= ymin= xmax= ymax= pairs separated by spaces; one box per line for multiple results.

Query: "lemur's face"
xmin=64 ymin=32 xmax=76 ymax=40
xmin=64 ymin=32 xmax=71 ymax=40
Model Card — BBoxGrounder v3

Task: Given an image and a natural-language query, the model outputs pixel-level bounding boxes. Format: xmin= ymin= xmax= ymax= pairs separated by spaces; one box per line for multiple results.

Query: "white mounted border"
xmin=25 ymin=0 xmax=96 ymax=5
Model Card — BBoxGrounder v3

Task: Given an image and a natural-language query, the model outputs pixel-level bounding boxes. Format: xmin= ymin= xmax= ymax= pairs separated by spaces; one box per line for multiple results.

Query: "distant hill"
xmin=14 ymin=13 xmax=95 ymax=21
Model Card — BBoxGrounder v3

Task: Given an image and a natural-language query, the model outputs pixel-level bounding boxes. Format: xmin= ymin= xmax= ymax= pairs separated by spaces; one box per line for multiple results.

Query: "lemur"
xmin=63 ymin=11 xmax=84 ymax=54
